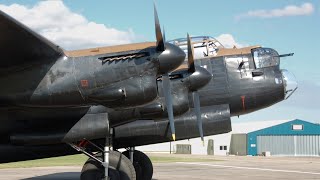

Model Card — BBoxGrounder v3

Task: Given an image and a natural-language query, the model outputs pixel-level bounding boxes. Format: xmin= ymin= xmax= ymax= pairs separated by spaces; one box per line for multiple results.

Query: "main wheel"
xmin=123 ymin=150 xmax=153 ymax=180
xmin=81 ymin=151 xmax=136 ymax=180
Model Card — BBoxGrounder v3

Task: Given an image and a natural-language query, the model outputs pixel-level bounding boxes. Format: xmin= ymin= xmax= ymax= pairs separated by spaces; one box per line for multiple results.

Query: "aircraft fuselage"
xmin=0 ymin=41 xmax=297 ymax=163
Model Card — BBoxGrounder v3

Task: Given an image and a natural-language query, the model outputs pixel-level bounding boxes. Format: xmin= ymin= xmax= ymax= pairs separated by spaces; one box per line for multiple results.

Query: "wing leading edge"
xmin=0 ymin=10 xmax=64 ymax=73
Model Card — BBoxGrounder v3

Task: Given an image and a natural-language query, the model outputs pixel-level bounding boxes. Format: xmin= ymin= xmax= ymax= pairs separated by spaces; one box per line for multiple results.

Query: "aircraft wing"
xmin=0 ymin=10 xmax=64 ymax=74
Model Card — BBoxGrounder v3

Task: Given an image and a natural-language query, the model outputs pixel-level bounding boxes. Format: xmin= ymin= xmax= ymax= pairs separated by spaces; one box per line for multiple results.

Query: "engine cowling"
xmin=108 ymin=66 xmax=212 ymax=126
xmin=86 ymin=75 xmax=158 ymax=109
xmin=113 ymin=104 xmax=231 ymax=148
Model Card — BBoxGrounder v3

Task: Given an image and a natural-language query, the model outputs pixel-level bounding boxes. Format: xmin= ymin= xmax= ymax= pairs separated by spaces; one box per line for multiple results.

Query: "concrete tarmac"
xmin=0 ymin=155 xmax=319 ymax=180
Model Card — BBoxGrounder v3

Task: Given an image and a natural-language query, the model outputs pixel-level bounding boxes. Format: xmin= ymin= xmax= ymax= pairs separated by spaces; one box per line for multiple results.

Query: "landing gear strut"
xmin=104 ymin=127 xmax=112 ymax=179
xmin=68 ymin=121 xmax=136 ymax=180
xmin=69 ymin=140 xmax=154 ymax=180
xmin=68 ymin=120 xmax=153 ymax=180
xmin=69 ymin=140 xmax=153 ymax=180
xmin=69 ymin=139 xmax=136 ymax=180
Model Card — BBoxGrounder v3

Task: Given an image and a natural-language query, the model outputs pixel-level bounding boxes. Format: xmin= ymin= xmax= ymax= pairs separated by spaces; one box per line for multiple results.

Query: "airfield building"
xmin=136 ymin=119 xmax=320 ymax=156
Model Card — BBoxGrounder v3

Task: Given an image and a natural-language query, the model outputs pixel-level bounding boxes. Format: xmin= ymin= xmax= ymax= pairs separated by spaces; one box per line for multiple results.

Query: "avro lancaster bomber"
xmin=0 ymin=5 xmax=297 ymax=180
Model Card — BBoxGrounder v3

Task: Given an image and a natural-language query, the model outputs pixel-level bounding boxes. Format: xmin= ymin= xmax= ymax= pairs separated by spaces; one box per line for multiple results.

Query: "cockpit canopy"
xmin=168 ymin=36 xmax=224 ymax=59
xmin=252 ymin=48 xmax=280 ymax=69
xmin=169 ymin=36 xmax=281 ymax=69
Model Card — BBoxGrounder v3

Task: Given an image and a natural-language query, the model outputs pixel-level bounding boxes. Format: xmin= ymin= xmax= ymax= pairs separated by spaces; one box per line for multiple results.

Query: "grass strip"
xmin=0 ymin=154 xmax=220 ymax=169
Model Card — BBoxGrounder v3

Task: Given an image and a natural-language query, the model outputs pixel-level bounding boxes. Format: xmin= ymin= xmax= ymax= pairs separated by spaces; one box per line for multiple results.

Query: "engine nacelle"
xmin=113 ymin=104 xmax=231 ymax=148
xmin=108 ymin=66 xmax=213 ymax=125
xmin=9 ymin=104 xmax=231 ymax=147
xmin=108 ymin=78 xmax=190 ymax=126
xmin=86 ymin=75 xmax=158 ymax=109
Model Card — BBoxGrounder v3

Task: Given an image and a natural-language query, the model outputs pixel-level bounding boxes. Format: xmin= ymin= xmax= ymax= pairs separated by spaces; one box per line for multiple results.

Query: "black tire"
xmin=123 ymin=150 xmax=153 ymax=180
xmin=81 ymin=151 xmax=136 ymax=180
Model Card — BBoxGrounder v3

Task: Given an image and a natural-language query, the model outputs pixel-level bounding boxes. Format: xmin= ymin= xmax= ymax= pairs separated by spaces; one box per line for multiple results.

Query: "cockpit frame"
xmin=251 ymin=47 xmax=280 ymax=69
xmin=168 ymin=36 xmax=224 ymax=59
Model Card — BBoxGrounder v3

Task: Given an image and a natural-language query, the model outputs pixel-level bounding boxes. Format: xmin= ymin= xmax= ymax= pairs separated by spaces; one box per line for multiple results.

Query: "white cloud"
xmin=236 ymin=3 xmax=314 ymax=19
xmin=0 ymin=1 xmax=246 ymax=51
xmin=0 ymin=1 xmax=135 ymax=50
xmin=215 ymin=34 xmax=245 ymax=48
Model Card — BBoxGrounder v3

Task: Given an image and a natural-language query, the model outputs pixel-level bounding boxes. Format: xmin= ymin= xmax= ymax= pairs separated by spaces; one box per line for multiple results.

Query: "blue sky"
xmin=0 ymin=0 xmax=319 ymax=124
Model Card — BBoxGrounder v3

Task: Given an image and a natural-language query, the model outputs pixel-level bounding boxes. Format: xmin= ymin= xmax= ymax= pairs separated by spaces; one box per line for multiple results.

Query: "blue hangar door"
xmin=257 ymin=135 xmax=320 ymax=156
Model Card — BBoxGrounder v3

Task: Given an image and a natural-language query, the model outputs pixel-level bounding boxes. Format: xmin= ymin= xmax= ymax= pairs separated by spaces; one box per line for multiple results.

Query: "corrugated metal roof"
xmin=247 ymin=119 xmax=320 ymax=135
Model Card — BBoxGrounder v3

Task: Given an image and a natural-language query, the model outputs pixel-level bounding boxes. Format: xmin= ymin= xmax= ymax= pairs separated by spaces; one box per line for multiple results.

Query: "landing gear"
xmin=81 ymin=151 xmax=136 ymax=180
xmin=69 ymin=139 xmax=154 ymax=180
xmin=123 ymin=149 xmax=153 ymax=180
xmin=68 ymin=140 xmax=136 ymax=180
xmin=67 ymin=119 xmax=152 ymax=179
xmin=67 ymin=120 xmax=136 ymax=180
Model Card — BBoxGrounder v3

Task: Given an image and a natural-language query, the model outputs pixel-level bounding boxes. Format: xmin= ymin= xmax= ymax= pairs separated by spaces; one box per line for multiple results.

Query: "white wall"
xmin=136 ymin=120 xmax=290 ymax=155
xmin=136 ymin=132 xmax=232 ymax=155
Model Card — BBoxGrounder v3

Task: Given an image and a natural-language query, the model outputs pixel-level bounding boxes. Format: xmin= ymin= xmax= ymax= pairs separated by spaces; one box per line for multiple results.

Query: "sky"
xmin=0 ymin=0 xmax=319 ymax=124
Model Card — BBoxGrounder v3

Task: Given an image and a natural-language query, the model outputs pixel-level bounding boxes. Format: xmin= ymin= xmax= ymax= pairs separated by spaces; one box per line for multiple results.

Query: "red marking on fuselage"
xmin=81 ymin=80 xmax=89 ymax=88
xmin=241 ymin=95 xmax=246 ymax=111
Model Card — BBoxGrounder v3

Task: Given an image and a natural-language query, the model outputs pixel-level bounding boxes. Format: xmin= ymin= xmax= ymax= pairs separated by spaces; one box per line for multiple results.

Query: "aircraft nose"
xmin=281 ymin=69 xmax=298 ymax=99
xmin=158 ymin=42 xmax=186 ymax=74
xmin=188 ymin=66 xmax=213 ymax=91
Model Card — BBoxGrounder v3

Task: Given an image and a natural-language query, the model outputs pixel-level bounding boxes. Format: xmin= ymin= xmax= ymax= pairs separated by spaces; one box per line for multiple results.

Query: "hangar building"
xmin=136 ymin=119 xmax=320 ymax=156
xmin=231 ymin=119 xmax=320 ymax=156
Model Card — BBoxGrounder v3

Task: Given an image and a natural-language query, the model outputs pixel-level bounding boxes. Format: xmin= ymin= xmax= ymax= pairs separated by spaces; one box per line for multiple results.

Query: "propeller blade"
xmin=193 ymin=91 xmax=204 ymax=146
xmin=154 ymin=4 xmax=165 ymax=51
xmin=163 ymin=26 xmax=166 ymax=42
xmin=162 ymin=74 xmax=176 ymax=141
xmin=187 ymin=33 xmax=195 ymax=73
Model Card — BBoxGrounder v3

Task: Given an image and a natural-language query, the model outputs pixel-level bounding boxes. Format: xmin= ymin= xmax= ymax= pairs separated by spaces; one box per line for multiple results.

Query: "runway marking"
xmin=176 ymin=162 xmax=320 ymax=175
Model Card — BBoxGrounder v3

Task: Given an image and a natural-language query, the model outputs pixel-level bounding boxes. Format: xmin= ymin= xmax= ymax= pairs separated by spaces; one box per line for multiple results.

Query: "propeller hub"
xmin=187 ymin=66 xmax=212 ymax=91
xmin=158 ymin=43 xmax=186 ymax=74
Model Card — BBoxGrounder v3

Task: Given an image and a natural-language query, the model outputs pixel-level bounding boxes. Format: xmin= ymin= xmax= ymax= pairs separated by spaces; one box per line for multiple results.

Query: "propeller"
xmin=193 ymin=91 xmax=204 ymax=145
xmin=153 ymin=4 xmax=185 ymax=75
xmin=187 ymin=34 xmax=195 ymax=73
xmin=187 ymin=34 xmax=205 ymax=146
xmin=163 ymin=26 xmax=166 ymax=42
xmin=154 ymin=4 xmax=165 ymax=52
xmin=154 ymin=3 xmax=177 ymax=141
xmin=153 ymin=4 xmax=206 ymax=143
xmin=162 ymin=74 xmax=176 ymax=141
